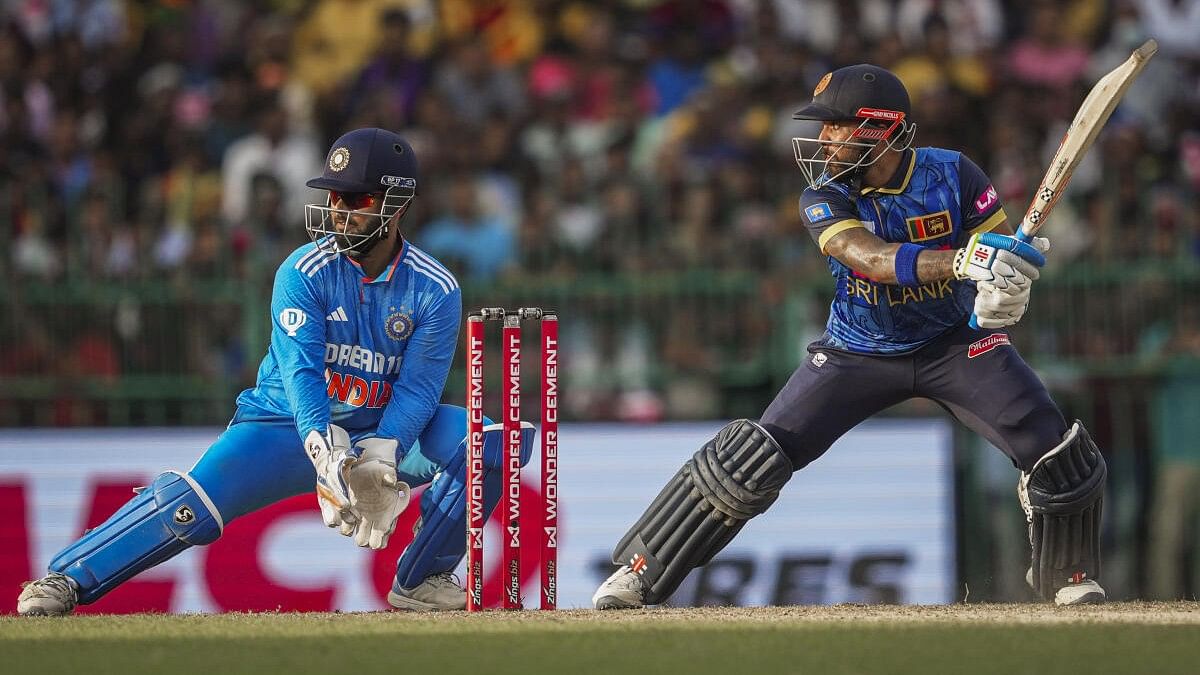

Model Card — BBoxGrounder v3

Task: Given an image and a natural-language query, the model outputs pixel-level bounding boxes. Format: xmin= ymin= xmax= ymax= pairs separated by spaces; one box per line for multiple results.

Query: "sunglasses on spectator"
xmin=329 ymin=191 xmax=380 ymax=210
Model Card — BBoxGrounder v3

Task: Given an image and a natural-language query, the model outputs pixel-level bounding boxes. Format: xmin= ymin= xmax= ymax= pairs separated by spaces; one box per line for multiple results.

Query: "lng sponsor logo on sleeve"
xmin=974 ymin=185 xmax=999 ymax=214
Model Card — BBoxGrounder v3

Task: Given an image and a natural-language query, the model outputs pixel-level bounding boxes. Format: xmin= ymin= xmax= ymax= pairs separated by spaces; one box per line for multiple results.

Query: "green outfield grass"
xmin=2 ymin=604 xmax=1197 ymax=675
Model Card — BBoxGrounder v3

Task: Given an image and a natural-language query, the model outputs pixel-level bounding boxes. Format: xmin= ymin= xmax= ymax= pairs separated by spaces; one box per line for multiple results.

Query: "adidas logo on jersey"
xmin=326 ymin=307 xmax=349 ymax=322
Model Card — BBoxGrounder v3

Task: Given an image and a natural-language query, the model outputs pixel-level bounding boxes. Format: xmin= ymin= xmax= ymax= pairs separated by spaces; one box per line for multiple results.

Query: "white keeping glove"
xmin=304 ymin=425 xmax=358 ymax=536
xmin=954 ymin=233 xmax=1050 ymax=288
xmin=974 ymin=278 xmax=1032 ymax=328
xmin=346 ymin=437 xmax=410 ymax=550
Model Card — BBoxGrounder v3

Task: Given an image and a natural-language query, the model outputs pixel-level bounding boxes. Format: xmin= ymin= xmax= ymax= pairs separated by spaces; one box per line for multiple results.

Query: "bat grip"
xmin=973 ymin=226 xmax=1036 ymax=328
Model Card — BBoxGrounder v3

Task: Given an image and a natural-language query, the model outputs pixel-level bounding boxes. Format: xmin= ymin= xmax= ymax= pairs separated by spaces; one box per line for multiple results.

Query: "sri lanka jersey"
xmin=799 ymin=147 xmax=1007 ymax=354
xmin=235 ymin=239 xmax=461 ymax=451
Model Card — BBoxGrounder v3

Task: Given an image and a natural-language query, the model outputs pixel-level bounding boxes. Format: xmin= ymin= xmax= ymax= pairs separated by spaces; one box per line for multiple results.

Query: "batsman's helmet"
xmin=304 ymin=128 xmax=418 ymax=256
xmin=791 ymin=64 xmax=916 ymax=189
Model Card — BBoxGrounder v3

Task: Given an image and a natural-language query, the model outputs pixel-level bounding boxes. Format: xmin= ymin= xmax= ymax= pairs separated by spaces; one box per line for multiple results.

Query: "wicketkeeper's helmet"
xmin=304 ymin=128 xmax=418 ymax=256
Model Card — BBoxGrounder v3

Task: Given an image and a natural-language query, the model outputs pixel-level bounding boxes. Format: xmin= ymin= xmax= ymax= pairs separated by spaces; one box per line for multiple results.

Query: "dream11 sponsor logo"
xmin=590 ymin=551 xmax=912 ymax=606
xmin=0 ymin=478 xmax=553 ymax=614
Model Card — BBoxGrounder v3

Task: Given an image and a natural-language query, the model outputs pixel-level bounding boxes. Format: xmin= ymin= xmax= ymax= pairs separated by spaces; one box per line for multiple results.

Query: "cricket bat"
xmin=970 ymin=39 xmax=1157 ymax=329
xmin=1014 ymin=39 xmax=1158 ymax=242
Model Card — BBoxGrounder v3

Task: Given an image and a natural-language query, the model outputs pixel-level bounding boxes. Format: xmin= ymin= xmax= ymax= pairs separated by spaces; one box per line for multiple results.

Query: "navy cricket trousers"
xmin=760 ymin=322 xmax=1067 ymax=474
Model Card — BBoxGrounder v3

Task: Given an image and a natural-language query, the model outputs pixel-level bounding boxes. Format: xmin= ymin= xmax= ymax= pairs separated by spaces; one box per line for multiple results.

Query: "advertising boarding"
xmin=0 ymin=419 xmax=953 ymax=612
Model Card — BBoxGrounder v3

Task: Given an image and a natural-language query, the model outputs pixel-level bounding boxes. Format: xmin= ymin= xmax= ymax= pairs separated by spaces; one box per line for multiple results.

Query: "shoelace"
xmin=614 ymin=571 xmax=642 ymax=590
xmin=428 ymin=572 xmax=463 ymax=589
xmin=26 ymin=574 xmax=75 ymax=599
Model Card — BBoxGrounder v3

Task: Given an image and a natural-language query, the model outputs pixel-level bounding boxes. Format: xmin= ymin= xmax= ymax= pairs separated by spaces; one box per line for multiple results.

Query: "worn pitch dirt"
xmin=361 ymin=601 xmax=1200 ymax=627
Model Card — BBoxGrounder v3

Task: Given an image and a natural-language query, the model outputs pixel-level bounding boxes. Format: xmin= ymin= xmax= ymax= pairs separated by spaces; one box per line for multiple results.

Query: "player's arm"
xmin=800 ymin=188 xmax=948 ymax=284
xmin=805 ymin=193 xmax=963 ymax=285
xmin=373 ymin=285 xmax=463 ymax=456
xmin=269 ymin=259 xmax=331 ymax=440
xmin=810 ymin=184 xmax=1040 ymax=289
xmin=338 ymin=289 xmax=460 ymax=550
xmin=824 ymin=228 xmax=957 ymax=284
xmin=824 ymin=216 xmax=1043 ymax=287
xmin=269 ymin=256 xmax=363 ymax=533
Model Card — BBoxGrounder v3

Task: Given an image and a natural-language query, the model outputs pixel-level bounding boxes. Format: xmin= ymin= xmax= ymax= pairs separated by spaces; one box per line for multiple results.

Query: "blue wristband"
xmin=895 ymin=243 xmax=923 ymax=287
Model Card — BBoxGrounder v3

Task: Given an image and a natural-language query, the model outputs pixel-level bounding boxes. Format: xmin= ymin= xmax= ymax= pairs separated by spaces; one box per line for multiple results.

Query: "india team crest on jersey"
xmin=385 ymin=310 xmax=413 ymax=341
xmin=906 ymin=210 xmax=952 ymax=242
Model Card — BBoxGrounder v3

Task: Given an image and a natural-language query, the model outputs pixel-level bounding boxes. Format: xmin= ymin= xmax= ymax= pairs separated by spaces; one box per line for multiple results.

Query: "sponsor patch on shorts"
xmin=805 ymin=202 xmax=834 ymax=223
xmin=968 ymin=333 xmax=1010 ymax=358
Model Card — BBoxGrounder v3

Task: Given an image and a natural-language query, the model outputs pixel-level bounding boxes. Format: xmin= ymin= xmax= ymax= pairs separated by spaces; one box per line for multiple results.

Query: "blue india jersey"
xmin=235 ymin=240 xmax=461 ymax=451
xmin=799 ymin=147 xmax=1007 ymax=354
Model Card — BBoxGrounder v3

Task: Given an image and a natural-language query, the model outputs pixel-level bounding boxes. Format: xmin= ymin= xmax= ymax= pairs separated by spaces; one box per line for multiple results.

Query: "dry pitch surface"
xmin=3 ymin=602 xmax=1198 ymax=674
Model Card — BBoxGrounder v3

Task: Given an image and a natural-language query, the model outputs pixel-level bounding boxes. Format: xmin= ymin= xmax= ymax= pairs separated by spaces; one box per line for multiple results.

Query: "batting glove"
xmin=954 ymin=233 xmax=1049 ymax=289
xmin=974 ymin=279 xmax=1032 ymax=328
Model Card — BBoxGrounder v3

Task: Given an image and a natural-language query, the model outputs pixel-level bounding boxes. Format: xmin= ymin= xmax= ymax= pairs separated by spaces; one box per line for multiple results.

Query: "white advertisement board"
xmin=0 ymin=419 xmax=953 ymax=613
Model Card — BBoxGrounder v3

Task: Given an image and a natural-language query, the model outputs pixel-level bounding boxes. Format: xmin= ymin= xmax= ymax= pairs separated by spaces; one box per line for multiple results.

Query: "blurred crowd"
xmin=1 ymin=0 xmax=1199 ymax=397
xmin=0 ymin=0 xmax=1199 ymax=600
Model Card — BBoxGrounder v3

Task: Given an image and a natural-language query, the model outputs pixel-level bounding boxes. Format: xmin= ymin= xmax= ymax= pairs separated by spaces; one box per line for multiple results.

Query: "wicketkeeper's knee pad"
xmin=393 ymin=422 xmax=535 ymax=590
xmin=1019 ymin=420 xmax=1106 ymax=600
xmin=611 ymin=419 xmax=793 ymax=605
xmin=50 ymin=470 xmax=223 ymax=604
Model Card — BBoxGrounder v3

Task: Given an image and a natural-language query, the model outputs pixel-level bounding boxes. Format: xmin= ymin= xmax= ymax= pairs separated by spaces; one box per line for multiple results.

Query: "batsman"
xmin=594 ymin=65 xmax=1106 ymax=608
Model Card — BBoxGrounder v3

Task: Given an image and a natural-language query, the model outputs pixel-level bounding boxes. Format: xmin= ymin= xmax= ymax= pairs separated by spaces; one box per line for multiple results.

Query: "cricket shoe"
xmin=592 ymin=565 xmax=646 ymax=610
xmin=387 ymin=572 xmax=467 ymax=611
xmin=1026 ymin=567 xmax=1107 ymax=606
xmin=17 ymin=573 xmax=78 ymax=616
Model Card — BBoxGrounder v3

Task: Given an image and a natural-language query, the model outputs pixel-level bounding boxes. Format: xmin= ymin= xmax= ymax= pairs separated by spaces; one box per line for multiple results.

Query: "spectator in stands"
xmin=0 ymin=0 xmax=1196 ymax=442
xmin=417 ymin=172 xmax=516 ymax=281
xmin=433 ymin=38 xmax=527 ymax=129
xmin=220 ymin=102 xmax=322 ymax=226
xmin=1007 ymin=2 xmax=1091 ymax=91
xmin=349 ymin=9 xmax=429 ymax=128
xmin=1147 ymin=305 xmax=1200 ymax=599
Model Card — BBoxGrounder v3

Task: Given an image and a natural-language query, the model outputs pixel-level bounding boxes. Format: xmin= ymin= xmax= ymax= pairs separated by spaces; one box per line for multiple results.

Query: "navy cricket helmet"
xmin=791 ymin=64 xmax=916 ymax=189
xmin=304 ymin=128 xmax=419 ymax=256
